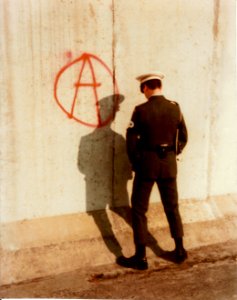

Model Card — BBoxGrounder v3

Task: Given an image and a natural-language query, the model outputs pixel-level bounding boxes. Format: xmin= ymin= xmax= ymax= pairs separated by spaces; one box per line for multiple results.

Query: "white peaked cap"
xmin=136 ymin=71 xmax=165 ymax=84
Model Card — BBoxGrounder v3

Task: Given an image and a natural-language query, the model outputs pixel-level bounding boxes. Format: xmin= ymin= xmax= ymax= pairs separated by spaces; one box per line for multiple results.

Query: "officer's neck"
xmin=145 ymin=88 xmax=163 ymax=99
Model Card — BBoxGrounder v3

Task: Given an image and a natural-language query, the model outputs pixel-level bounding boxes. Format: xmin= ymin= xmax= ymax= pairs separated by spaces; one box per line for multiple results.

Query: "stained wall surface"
xmin=0 ymin=0 xmax=236 ymax=285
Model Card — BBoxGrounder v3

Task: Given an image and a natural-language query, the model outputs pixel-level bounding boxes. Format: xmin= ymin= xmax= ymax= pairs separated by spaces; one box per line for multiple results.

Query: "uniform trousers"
xmin=131 ymin=173 xmax=184 ymax=246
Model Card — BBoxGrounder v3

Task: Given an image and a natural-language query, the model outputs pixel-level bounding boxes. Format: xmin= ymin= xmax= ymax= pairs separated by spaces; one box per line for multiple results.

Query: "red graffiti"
xmin=54 ymin=52 xmax=120 ymax=127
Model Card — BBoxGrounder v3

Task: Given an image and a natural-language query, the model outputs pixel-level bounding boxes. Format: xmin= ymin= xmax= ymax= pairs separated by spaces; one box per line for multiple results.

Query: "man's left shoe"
xmin=116 ymin=255 xmax=148 ymax=270
xmin=175 ymin=248 xmax=188 ymax=263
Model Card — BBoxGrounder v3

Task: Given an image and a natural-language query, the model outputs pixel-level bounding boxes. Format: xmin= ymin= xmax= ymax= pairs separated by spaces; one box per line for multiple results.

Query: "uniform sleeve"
xmin=126 ymin=107 xmax=142 ymax=169
xmin=176 ymin=112 xmax=188 ymax=155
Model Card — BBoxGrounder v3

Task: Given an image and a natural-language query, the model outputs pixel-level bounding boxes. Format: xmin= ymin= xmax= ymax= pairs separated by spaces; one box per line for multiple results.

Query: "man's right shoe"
xmin=116 ymin=255 xmax=148 ymax=270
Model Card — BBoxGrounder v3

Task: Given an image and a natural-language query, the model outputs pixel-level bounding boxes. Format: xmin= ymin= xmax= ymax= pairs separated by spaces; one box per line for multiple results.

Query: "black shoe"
xmin=175 ymin=248 xmax=188 ymax=263
xmin=116 ymin=255 xmax=148 ymax=270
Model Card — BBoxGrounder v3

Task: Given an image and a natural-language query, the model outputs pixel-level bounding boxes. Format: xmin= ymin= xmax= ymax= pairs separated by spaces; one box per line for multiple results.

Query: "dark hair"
xmin=140 ymin=79 xmax=162 ymax=93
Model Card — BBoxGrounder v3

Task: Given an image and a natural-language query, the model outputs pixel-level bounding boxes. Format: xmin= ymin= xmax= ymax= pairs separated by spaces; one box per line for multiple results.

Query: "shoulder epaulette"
xmin=170 ymin=100 xmax=178 ymax=105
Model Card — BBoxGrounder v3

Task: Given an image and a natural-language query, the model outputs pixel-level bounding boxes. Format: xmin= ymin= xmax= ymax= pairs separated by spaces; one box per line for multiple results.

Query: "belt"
xmin=158 ymin=145 xmax=175 ymax=152
xmin=144 ymin=145 xmax=175 ymax=152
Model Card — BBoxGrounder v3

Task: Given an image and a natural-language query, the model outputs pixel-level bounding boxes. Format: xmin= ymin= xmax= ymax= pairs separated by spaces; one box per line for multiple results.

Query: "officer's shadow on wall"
xmin=78 ymin=94 xmax=163 ymax=259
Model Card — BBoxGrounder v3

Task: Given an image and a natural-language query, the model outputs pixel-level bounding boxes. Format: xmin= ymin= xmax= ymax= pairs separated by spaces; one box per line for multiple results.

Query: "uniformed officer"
xmin=116 ymin=71 xmax=188 ymax=270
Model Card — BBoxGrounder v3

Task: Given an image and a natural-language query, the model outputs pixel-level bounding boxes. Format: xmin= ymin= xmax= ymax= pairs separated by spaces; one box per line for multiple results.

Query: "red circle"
xmin=54 ymin=53 xmax=120 ymax=128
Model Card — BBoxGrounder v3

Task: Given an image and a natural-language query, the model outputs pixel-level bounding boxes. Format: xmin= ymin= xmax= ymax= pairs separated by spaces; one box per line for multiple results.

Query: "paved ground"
xmin=0 ymin=240 xmax=237 ymax=299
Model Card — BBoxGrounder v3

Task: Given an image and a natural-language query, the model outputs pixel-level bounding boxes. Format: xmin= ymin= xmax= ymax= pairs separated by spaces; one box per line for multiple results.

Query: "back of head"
xmin=140 ymin=79 xmax=162 ymax=93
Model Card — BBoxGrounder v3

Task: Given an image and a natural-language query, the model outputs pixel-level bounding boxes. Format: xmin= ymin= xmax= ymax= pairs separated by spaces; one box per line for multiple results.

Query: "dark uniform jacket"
xmin=126 ymin=95 xmax=188 ymax=179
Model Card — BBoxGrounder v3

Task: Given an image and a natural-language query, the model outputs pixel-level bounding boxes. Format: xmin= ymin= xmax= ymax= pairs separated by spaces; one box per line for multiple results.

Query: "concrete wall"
xmin=1 ymin=0 xmax=236 ymax=285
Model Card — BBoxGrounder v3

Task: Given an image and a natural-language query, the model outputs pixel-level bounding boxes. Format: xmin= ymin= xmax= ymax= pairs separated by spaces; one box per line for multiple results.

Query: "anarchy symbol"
xmin=54 ymin=52 xmax=120 ymax=128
